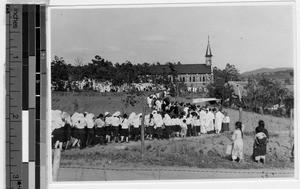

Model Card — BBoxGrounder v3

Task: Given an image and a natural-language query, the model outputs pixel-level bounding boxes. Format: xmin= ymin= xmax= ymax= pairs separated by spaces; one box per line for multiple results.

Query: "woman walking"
xmin=231 ymin=121 xmax=244 ymax=162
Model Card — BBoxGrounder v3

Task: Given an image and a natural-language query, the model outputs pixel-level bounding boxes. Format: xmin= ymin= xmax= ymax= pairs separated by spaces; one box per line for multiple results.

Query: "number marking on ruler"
xmin=6 ymin=4 xmax=23 ymax=189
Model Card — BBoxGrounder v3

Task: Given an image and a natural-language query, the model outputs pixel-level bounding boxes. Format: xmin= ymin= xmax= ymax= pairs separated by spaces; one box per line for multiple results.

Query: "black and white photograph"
xmin=50 ymin=1 xmax=296 ymax=182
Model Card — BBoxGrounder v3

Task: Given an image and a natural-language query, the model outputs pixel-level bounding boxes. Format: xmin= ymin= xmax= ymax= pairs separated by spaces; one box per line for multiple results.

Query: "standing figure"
xmin=162 ymin=113 xmax=172 ymax=139
xmin=120 ymin=114 xmax=130 ymax=143
xmin=51 ymin=110 xmax=65 ymax=150
xmin=193 ymin=115 xmax=201 ymax=136
xmin=144 ymin=114 xmax=154 ymax=140
xmin=180 ymin=119 xmax=187 ymax=139
xmin=215 ymin=108 xmax=224 ymax=134
xmin=95 ymin=114 xmax=106 ymax=145
xmin=132 ymin=113 xmax=141 ymax=141
xmin=85 ymin=112 xmax=95 ymax=147
xmin=153 ymin=111 xmax=163 ymax=140
xmin=104 ymin=112 xmax=112 ymax=143
xmin=185 ymin=114 xmax=192 ymax=137
xmin=111 ymin=111 xmax=121 ymax=143
xmin=206 ymin=108 xmax=215 ymax=133
xmin=221 ymin=112 xmax=230 ymax=132
xmin=199 ymin=108 xmax=207 ymax=134
xmin=231 ymin=121 xmax=244 ymax=162
xmin=253 ymin=120 xmax=269 ymax=163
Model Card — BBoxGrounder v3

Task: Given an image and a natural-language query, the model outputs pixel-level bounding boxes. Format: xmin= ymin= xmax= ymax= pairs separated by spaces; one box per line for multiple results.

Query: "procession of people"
xmin=52 ymin=97 xmax=270 ymax=164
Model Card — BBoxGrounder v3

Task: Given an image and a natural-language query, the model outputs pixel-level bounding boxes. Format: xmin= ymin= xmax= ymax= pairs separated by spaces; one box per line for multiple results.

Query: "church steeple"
xmin=205 ymin=36 xmax=212 ymax=66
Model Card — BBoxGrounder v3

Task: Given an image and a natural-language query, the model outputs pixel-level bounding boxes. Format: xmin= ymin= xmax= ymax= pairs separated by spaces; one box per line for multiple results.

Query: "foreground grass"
xmin=60 ymin=134 xmax=294 ymax=170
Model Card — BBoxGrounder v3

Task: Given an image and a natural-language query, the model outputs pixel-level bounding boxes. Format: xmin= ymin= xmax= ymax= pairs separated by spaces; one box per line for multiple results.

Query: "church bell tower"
xmin=205 ymin=36 xmax=212 ymax=66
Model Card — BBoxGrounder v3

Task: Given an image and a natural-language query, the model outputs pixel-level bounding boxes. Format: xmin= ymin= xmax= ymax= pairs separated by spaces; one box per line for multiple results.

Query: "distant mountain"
xmin=241 ymin=67 xmax=293 ymax=76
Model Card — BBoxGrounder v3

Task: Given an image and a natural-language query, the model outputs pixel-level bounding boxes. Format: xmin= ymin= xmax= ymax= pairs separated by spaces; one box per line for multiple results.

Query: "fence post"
xmin=52 ymin=148 xmax=61 ymax=181
xmin=141 ymin=106 xmax=146 ymax=158
xmin=239 ymin=107 xmax=242 ymax=122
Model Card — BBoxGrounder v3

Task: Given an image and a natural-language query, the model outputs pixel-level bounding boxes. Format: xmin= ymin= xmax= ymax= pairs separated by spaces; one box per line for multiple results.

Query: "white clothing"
xmin=111 ymin=116 xmax=121 ymax=127
xmin=183 ymin=107 xmax=189 ymax=116
xmin=132 ymin=115 xmax=141 ymax=128
xmin=112 ymin=111 xmax=120 ymax=117
xmin=171 ymin=118 xmax=177 ymax=127
xmin=163 ymin=114 xmax=172 ymax=126
xmin=120 ymin=118 xmax=129 ymax=129
xmin=75 ymin=117 xmax=87 ymax=129
xmin=105 ymin=116 xmax=113 ymax=126
xmin=223 ymin=116 xmax=230 ymax=123
xmin=61 ymin=111 xmax=72 ymax=125
xmin=215 ymin=111 xmax=225 ymax=132
xmin=255 ymin=132 xmax=267 ymax=140
xmin=128 ymin=112 xmax=136 ymax=126
xmin=95 ymin=118 xmax=105 ymax=128
xmin=51 ymin=110 xmax=65 ymax=131
xmin=71 ymin=112 xmax=84 ymax=126
xmin=185 ymin=116 xmax=192 ymax=125
xmin=155 ymin=100 xmax=162 ymax=111
xmin=174 ymin=118 xmax=181 ymax=126
xmin=85 ymin=113 xmax=95 ymax=129
xmin=147 ymin=96 xmax=153 ymax=108
xmin=206 ymin=111 xmax=215 ymax=131
xmin=199 ymin=110 xmax=207 ymax=126
xmin=144 ymin=115 xmax=154 ymax=127
xmin=153 ymin=113 xmax=163 ymax=128
xmin=194 ymin=118 xmax=201 ymax=127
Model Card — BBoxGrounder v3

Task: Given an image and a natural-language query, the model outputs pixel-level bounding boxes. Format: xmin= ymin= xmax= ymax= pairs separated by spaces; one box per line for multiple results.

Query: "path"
xmin=57 ymin=166 xmax=294 ymax=181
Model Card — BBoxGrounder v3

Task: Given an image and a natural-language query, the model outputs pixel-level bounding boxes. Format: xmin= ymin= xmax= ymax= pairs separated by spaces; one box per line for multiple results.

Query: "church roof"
xmin=150 ymin=64 xmax=212 ymax=75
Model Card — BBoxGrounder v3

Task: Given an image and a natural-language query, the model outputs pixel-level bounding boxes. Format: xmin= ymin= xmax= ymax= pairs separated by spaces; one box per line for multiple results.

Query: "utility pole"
xmin=140 ymin=106 xmax=146 ymax=158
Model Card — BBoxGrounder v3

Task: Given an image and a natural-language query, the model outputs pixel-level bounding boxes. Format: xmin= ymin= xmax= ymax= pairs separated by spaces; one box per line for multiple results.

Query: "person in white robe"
xmin=215 ymin=109 xmax=225 ymax=134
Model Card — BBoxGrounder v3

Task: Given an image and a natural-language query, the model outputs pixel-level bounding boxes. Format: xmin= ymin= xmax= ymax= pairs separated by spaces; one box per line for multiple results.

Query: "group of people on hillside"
xmin=52 ymin=105 xmax=270 ymax=164
xmin=51 ymin=103 xmax=231 ymax=150
xmin=229 ymin=120 xmax=269 ymax=163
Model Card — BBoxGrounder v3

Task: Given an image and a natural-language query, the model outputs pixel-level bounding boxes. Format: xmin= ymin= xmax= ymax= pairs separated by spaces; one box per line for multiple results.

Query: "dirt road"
xmin=57 ymin=166 xmax=294 ymax=181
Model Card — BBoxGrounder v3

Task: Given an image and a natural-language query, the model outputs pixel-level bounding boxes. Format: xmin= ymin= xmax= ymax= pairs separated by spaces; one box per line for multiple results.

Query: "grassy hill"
xmin=241 ymin=67 xmax=293 ymax=76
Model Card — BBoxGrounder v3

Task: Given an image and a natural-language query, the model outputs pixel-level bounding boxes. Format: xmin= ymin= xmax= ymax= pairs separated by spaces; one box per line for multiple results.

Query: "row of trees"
xmin=206 ymin=64 xmax=294 ymax=117
xmin=51 ymin=55 xmax=183 ymax=94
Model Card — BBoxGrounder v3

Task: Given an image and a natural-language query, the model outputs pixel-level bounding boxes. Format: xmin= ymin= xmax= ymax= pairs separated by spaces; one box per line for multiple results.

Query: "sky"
xmin=50 ymin=4 xmax=295 ymax=73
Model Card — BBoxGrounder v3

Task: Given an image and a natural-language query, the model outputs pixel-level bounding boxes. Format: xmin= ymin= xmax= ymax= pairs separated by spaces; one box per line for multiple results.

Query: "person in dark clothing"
xmin=253 ymin=120 xmax=269 ymax=163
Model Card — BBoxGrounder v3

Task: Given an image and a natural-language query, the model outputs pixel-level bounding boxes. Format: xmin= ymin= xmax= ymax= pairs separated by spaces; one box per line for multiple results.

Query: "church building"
xmin=152 ymin=37 xmax=214 ymax=91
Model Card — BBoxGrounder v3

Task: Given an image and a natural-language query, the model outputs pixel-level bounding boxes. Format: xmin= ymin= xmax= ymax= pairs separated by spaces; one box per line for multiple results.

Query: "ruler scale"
xmin=6 ymin=5 xmax=23 ymax=189
xmin=6 ymin=4 xmax=46 ymax=189
xmin=40 ymin=5 xmax=47 ymax=188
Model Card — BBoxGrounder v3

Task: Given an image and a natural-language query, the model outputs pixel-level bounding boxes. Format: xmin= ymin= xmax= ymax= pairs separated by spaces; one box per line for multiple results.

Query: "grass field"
xmin=52 ymin=91 xmax=294 ymax=170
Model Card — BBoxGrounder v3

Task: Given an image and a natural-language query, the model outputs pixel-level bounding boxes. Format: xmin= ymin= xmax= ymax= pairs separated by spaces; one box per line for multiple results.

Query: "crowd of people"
xmin=51 ymin=102 xmax=231 ymax=149
xmin=52 ymin=78 xmax=166 ymax=93
xmin=52 ymin=100 xmax=270 ymax=164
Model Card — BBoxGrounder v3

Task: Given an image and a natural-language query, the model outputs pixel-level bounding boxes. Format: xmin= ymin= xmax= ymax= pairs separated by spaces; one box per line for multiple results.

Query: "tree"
xmin=223 ymin=63 xmax=242 ymax=82
xmin=206 ymin=64 xmax=241 ymax=106
xmin=51 ymin=56 xmax=69 ymax=91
